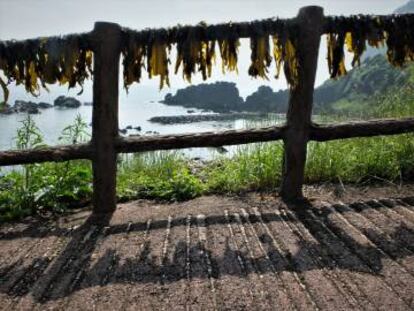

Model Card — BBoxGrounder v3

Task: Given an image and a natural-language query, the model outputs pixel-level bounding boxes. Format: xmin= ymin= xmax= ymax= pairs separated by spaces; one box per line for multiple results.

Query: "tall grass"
xmin=117 ymin=151 xmax=203 ymax=201
xmin=204 ymin=142 xmax=284 ymax=193
xmin=305 ymin=135 xmax=414 ymax=183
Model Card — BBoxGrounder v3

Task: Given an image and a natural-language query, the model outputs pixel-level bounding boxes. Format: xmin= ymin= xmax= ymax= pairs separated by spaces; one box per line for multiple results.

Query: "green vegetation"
xmin=0 ymin=115 xmax=93 ymax=222
xmin=117 ymin=152 xmax=203 ymax=201
xmin=315 ymin=54 xmax=411 ymax=115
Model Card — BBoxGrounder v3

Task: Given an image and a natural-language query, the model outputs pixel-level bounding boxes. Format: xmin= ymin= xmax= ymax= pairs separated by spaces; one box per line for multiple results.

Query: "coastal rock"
xmin=0 ymin=100 xmax=54 ymax=115
xmin=145 ymin=130 xmax=159 ymax=135
xmin=149 ymin=112 xmax=265 ymax=125
xmin=245 ymin=86 xmax=288 ymax=113
xmin=54 ymin=96 xmax=81 ymax=108
xmin=162 ymin=81 xmax=244 ymax=113
xmin=162 ymin=82 xmax=289 ymax=113
xmin=27 ymin=107 xmax=40 ymax=114
xmin=15 ymin=100 xmax=39 ymax=112
xmin=0 ymin=100 xmax=44 ymax=114
xmin=38 ymin=102 xmax=53 ymax=109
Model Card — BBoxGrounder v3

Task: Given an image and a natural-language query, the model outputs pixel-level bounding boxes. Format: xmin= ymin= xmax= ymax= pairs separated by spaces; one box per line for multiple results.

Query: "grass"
xmin=117 ymin=152 xmax=203 ymax=201
xmin=0 ymin=115 xmax=93 ymax=222
xmin=305 ymin=135 xmax=414 ymax=183
xmin=1 ymin=83 xmax=413 ymax=222
xmin=203 ymin=142 xmax=284 ymax=193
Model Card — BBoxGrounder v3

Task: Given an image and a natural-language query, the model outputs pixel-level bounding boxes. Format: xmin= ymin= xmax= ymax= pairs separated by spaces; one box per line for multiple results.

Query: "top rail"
xmin=1 ymin=13 xmax=414 ymax=46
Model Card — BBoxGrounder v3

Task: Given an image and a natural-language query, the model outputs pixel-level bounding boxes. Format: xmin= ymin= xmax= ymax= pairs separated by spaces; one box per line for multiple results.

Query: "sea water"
xmin=0 ymin=82 xmax=284 ymax=159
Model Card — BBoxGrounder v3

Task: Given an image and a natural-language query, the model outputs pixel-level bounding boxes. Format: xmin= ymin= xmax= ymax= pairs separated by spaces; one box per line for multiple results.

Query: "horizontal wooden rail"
xmin=0 ymin=144 xmax=92 ymax=166
xmin=0 ymin=118 xmax=413 ymax=166
xmin=310 ymin=118 xmax=414 ymax=141
xmin=115 ymin=126 xmax=285 ymax=153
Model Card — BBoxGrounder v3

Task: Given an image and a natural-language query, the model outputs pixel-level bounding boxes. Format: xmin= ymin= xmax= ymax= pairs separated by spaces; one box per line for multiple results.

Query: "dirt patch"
xmin=0 ymin=185 xmax=414 ymax=310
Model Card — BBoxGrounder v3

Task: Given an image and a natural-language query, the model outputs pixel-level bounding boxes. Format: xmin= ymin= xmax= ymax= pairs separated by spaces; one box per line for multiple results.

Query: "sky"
xmin=0 ymin=0 xmax=409 ymax=101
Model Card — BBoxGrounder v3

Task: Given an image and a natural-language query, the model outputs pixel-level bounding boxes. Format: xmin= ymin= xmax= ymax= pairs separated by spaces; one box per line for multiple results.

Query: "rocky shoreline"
xmin=149 ymin=112 xmax=267 ymax=124
xmin=0 ymin=96 xmax=87 ymax=115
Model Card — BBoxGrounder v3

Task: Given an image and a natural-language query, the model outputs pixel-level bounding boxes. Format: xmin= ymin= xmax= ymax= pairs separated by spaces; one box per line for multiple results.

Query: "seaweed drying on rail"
xmin=0 ymin=35 xmax=92 ymax=103
xmin=1 ymin=14 xmax=414 ymax=103
xmin=326 ymin=14 xmax=414 ymax=79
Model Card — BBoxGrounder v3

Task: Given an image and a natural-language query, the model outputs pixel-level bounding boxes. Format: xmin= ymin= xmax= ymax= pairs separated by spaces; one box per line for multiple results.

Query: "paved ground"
xmin=1 ymin=189 xmax=414 ymax=310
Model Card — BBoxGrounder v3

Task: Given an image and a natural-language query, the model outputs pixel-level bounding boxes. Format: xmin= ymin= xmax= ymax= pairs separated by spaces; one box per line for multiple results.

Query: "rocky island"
xmin=161 ymin=81 xmax=289 ymax=113
xmin=0 ymin=95 xmax=83 ymax=115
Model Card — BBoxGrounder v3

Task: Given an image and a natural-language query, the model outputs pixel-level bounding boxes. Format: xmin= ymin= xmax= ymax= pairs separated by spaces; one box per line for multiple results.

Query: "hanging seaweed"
xmin=0 ymin=76 xmax=9 ymax=104
xmin=272 ymin=36 xmax=283 ymax=79
xmin=122 ymin=32 xmax=146 ymax=91
xmin=344 ymin=19 xmax=366 ymax=67
xmin=2 ymin=14 xmax=414 ymax=103
xmin=0 ymin=35 xmax=93 ymax=103
xmin=272 ymin=30 xmax=300 ymax=88
xmin=325 ymin=14 xmax=414 ymax=79
xmin=327 ymin=32 xmax=347 ymax=79
xmin=219 ymin=28 xmax=240 ymax=74
xmin=248 ymin=35 xmax=272 ymax=79
xmin=201 ymin=40 xmax=216 ymax=80
xmin=383 ymin=15 xmax=414 ymax=67
xmin=174 ymin=26 xmax=216 ymax=83
xmin=147 ymin=39 xmax=171 ymax=89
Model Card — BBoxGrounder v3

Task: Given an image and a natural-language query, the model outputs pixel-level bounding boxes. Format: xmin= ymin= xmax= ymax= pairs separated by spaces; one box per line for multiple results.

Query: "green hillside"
xmin=314 ymin=0 xmax=414 ymax=116
xmin=314 ymin=55 xmax=413 ymax=115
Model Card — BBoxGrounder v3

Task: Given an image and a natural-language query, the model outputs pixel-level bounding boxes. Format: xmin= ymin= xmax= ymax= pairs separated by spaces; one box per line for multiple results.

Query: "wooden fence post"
xmin=91 ymin=22 xmax=122 ymax=214
xmin=280 ymin=6 xmax=324 ymax=201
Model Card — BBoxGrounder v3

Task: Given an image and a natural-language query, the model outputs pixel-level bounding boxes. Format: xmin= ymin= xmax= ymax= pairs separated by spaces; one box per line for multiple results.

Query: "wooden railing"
xmin=1 ymin=6 xmax=414 ymax=214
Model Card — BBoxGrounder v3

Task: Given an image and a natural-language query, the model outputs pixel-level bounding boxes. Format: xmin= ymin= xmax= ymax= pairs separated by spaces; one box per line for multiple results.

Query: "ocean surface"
xmin=0 ymin=83 xmax=285 ymax=159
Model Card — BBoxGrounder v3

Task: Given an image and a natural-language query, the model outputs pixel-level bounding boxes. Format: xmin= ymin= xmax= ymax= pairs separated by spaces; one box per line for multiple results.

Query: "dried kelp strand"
xmin=122 ymin=33 xmax=146 ymax=91
xmin=284 ymin=39 xmax=300 ymax=88
xmin=175 ymin=29 xmax=199 ymax=83
xmin=272 ymin=36 xmax=283 ymax=79
xmin=219 ymin=37 xmax=240 ymax=73
xmin=206 ymin=40 xmax=216 ymax=78
xmin=0 ymin=77 xmax=9 ymax=104
xmin=43 ymin=38 xmax=64 ymax=84
xmin=327 ymin=32 xmax=347 ymax=78
xmin=366 ymin=16 xmax=386 ymax=48
xmin=271 ymin=34 xmax=299 ymax=88
xmin=384 ymin=16 xmax=413 ymax=67
xmin=248 ymin=35 xmax=271 ymax=79
xmin=198 ymin=40 xmax=216 ymax=81
xmin=345 ymin=17 xmax=367 ymax=67
xmin=345 ymin=31 xmax=366 ymax=67
xmin=147 ymin=41 xmax=170 ymax=89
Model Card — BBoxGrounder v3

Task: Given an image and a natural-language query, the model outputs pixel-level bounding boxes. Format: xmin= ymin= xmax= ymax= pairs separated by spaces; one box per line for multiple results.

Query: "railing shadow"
xmin=0 ymin=198 xmax=413 ymax=303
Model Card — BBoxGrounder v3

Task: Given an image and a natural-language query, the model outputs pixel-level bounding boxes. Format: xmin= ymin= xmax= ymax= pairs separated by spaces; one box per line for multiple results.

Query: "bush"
xmin=0 ymin=115 xmax=92 ymax=222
